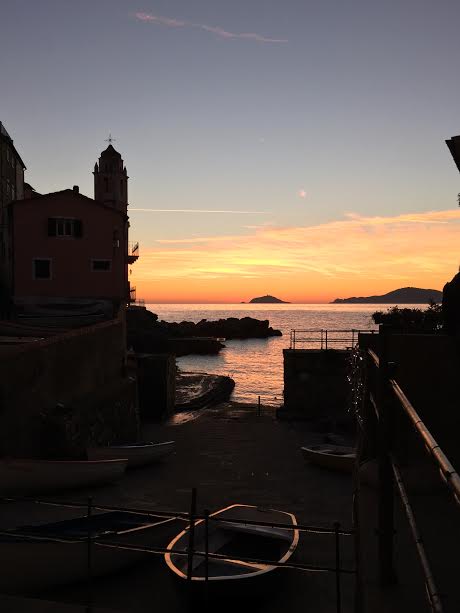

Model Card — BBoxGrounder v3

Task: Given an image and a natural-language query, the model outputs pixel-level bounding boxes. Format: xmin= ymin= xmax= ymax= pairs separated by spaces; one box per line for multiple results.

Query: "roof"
xmin=0 ymin=121 xmax=26 ymax=169
xmin=9 ymin=189 xmax=128 ymax=218
xmin=100 ymin=143 xmax=122 ymax=157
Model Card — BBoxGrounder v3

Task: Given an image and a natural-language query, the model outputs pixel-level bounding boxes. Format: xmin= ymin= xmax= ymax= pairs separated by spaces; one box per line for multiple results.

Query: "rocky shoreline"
xmin=127 ymin=306 xmax=282 ymax=356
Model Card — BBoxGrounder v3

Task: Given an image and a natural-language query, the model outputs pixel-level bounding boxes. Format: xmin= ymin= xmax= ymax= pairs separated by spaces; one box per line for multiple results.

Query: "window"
xmin=33 ymin=259 xmax=51 ymax=280
xmin=91 ymin=259 xmax=111 ymax=272
xmin=48 ymin=218 xmax=82 ymax=238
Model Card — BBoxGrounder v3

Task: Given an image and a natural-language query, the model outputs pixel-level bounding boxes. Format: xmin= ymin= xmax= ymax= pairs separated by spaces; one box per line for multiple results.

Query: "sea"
xmin=145 ymin=303 xmax=415 ymax=407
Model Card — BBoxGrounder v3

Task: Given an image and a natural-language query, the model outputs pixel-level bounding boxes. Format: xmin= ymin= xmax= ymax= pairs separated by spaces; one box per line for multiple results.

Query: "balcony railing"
xmin=127 ymin=241 xmax=139 ymax=263
xmin=289 ymin=328 xmax=377 ymax=350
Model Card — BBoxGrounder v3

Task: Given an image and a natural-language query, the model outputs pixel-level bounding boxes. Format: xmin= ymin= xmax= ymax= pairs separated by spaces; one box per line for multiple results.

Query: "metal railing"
xmin=128 ymin=241 xmax=139 ymax=256
xmin=1 ymin=490 xmax=355 ymax=613
xmin=290 ymin=328 xmax=377 ymax=350
xmin=364 ymin=327 xmax=460 ymax=612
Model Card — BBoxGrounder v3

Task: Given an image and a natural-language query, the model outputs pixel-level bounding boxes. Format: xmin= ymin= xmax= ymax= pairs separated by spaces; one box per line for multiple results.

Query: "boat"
xmin=301 ymin=444 xmax=356 ymax=473
xmin=0 ymin=458 xmax=128 ymax=495
xmin=87 ymin=441 xmax=175 ymax=468
xmin=0 ymin=510 xmax=178 ymax=593
xmin=165 ymin=504 xmax=298 ymax=587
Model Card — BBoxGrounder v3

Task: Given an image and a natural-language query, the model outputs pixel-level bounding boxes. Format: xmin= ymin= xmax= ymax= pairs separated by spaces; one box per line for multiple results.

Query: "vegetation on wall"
xmin=371 ymin=302 xmax=443 ymax=332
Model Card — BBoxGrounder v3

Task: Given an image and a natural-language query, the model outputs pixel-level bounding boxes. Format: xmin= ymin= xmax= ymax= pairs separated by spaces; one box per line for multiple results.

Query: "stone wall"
xmin=0 ymin=319 xmax=139 ymax=458
xmin=282 ymin=348 xmax=350 ymax=419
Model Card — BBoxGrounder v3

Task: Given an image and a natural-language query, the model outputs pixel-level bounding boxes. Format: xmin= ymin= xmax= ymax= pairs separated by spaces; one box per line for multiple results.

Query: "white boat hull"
xmin=0 ymin=459 xmax=127 ymax=495
xmin=301 ymin=445 xmax=355 ymax=473
xmin=87 ymin=441 xmax=175 ymax=467
xmin=165 ymin=504 xmax=299 ymax=584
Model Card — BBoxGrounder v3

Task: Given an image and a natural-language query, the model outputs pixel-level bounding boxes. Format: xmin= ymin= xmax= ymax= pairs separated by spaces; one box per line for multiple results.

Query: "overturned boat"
xmin=0 ymin=510 xmax=177 ymax=593
xmin=87 ymin=441 xmax=175 ymax=468
xmin=165 ymin=504 xmax=298 ymax=586
xmin=0 ymin=458 xmax=127 ymax=495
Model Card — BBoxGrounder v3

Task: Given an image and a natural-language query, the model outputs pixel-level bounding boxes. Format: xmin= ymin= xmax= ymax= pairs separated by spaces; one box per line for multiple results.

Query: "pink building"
xmin=7 ymin=144 xmax=138 ymax=318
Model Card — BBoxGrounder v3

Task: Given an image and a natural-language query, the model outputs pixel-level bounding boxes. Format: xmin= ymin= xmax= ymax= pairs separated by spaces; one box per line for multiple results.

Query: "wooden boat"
xmin=87 ymin=441 xmax=175 ymax=467
xmin=0 ymin=510 xmax=178 ymax=592
xmin=165 ymin=504 xmax=298 ymax=585
xmin=301 ymin=444 xmax=356 ymax=473
xmin=0 ymin=458 xmax=127 ymax=495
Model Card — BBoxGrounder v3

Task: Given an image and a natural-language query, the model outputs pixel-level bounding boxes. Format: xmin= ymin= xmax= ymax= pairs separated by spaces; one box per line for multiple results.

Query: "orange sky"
xmin=132 ymin=209 xmax=460 ymax=303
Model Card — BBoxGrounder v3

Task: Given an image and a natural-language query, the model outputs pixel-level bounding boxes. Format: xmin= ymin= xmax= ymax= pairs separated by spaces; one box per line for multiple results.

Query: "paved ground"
xmin=0 ymin=403 xmax=356 ymax=612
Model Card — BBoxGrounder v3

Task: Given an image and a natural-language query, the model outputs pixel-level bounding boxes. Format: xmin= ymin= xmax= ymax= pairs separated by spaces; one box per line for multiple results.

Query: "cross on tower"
xmin=105 ymin=133 xmax=116 ymax=145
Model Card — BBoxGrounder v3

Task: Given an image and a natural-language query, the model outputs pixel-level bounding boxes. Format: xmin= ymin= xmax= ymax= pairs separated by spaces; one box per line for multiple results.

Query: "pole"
xmin=204 ymin=509 xmax=210 ymax=604
xmin=258 ymin=395 xmax=261 ymax=417
xmin=186 ymin=488 xmax=197 ymax=582
xmin=377 ymin=325 xmax=396 ymax=586
xmin=334 ymin=522 xmax=342 ymax=613
xmin=86 ymin=496 xmax=93 ymax=613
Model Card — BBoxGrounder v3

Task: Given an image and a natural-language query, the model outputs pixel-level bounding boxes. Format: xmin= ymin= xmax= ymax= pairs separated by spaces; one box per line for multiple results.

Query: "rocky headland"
xmin=332 ymin=286 xmax=442 ymax=304
xmin=126 ymin=306 xmax=282 ymax=356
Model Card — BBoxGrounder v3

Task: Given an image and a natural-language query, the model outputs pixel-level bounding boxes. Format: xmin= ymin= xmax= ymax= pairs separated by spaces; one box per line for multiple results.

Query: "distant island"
xmin=247 ymin=295 xmax=290 ymax=304
xmin=331 ymin=287 xmax=442 ymax=304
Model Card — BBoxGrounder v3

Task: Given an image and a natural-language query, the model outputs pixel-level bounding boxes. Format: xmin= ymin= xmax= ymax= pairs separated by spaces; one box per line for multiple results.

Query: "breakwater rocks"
xmin=175 ymin=372 xmax=235 ymax=410
xmin=165 ymin=316 xmax=282 ymax=340
xmin=127 ymin=306 xmax=282 ymax=356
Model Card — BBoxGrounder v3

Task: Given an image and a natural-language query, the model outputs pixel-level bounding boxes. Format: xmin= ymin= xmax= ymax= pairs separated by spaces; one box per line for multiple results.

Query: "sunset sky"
xmin=2 ymin=1 xmax=460 ymax=302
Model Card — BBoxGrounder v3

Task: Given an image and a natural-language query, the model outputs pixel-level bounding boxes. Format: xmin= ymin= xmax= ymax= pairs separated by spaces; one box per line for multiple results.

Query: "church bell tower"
xmin=93 ymin=140 xmax=128 ymax=211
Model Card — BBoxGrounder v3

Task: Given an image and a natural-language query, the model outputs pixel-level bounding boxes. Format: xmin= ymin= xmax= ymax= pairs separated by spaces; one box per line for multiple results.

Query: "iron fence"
xmin=290 ymin=328 xmax=377 ymax=350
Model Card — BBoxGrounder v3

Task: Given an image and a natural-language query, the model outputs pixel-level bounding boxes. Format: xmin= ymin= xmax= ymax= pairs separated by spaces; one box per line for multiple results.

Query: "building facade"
xmin=7 ymin=143 xmax=138 ymax=318
xmin=0 ymin=122 xmax=26 ymax=310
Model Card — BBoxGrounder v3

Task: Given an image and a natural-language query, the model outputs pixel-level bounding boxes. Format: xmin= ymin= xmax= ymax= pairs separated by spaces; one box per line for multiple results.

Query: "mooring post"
xmin=86 ymin=496 xmax=93 ymax=613
xmin=334 ymin=521 xmax=342 ymax=613
xmin=258 ymin=395 xmax=261 ymax=417
xmin=377 ymin=325 xmax=396 ymax=586
xmin=187 ymin=488 xmax=197 ymax=583
xmin=204 ymin=508 xmax=210 ymax=603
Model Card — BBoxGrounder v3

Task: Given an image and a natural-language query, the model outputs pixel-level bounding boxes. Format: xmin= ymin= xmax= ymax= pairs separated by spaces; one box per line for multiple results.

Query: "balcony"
xmin=129 ymin=285 xmax=136 ymax=302
xmin=127 ymin=241 xmax=139 ymax=264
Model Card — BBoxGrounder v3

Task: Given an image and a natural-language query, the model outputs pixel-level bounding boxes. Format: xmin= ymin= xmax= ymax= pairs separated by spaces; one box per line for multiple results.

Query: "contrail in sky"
xmin=134 ymin=12 xmax=288 ymax=43
xmin=130 ymin=208 xmax=269 ymax=214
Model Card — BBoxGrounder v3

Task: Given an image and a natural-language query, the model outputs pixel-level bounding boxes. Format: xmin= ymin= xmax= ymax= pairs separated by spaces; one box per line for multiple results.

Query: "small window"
xmin=33 ymin=259 xmax=51 ymax=280
xmin=48 ymin=218 xmax=82 ymax=238
xmin=91 ymin=259 xmax=111 ymax=272
xmin=104 ymin=177 xmax=109 ymax=192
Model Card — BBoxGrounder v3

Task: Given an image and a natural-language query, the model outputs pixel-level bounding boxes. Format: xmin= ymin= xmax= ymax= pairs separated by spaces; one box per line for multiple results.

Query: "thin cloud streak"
xmin=130 ymin=208 xmax=269 ymax=214
xmin=133 ymin=209 xmax=460 ymax=301
xmin=134 ymin=12 xmax=288 ymax=43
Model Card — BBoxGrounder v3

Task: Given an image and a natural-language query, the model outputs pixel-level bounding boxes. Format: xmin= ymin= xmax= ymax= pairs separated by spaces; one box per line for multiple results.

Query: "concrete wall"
xmin=0 ymin=319 xmax=139 ymax=458
xmin=136 ymin=353 xmax=176 ymax=421
xmin=283 ymin=348 xmax=350 ymax=418
xmin=359 ymin=331 xmax=460 ymax=467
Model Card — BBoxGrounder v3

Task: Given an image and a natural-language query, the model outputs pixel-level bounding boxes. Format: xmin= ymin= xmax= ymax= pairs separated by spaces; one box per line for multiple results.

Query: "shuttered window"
xmin=47 ymin=218 xmax=83 ymax=238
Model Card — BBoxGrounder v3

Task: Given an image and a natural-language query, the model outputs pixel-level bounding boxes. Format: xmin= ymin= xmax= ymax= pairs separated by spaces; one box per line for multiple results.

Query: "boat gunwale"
xmin=165 ymin=503 xmax=299 ymax=582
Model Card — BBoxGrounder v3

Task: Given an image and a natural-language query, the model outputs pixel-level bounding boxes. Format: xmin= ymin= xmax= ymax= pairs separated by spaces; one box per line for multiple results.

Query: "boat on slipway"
xmin=0 ymin=458 xmax=127 ymax=495
xmin=0 ymin=511 xmax=178 ymax=593
xmin=87 ymin=441 xmax=175 ymax=468
xmin=301 ymin=444 xmax=356 ymax=473
xmin=165 ymin=504 xmax=298 ymax=588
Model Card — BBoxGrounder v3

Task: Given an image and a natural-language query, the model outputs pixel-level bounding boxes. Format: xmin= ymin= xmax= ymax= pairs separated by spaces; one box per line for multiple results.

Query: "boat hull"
xmin=0 ymin=512 xmax=178 ymax=593
xmin=301 ymin=445 xmax=355 ymax=473
xmin=87 ymin=441 xmax=175 ymax=467
xmin=165 ymin=504 xmax=298 ymax=590
xmin=0 ymin=459 xmax=127 ymax=495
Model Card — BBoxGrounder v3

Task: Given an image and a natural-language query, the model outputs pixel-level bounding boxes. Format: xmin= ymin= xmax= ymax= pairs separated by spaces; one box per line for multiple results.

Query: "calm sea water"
xmin=146 ymin=303 xmax=415 ymax=406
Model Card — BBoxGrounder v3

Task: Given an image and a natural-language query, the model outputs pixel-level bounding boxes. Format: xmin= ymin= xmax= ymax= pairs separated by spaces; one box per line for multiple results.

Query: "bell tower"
xmin=93 ymin=139 xmax=128 ymax=211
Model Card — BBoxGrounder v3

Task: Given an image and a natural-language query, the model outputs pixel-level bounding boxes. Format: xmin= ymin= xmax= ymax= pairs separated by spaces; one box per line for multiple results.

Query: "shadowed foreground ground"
xmin=1 ymin=403 xmax=356 ymax=612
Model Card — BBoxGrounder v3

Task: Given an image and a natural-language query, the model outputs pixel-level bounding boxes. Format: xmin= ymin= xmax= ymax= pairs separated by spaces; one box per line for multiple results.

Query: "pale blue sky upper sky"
xmin=2 ymin=0 xmax=460 ymax=251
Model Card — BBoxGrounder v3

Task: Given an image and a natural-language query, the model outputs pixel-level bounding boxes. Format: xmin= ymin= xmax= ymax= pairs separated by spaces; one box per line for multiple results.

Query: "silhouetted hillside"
xmin=332 ymin=287 xmax=442 ymax=304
